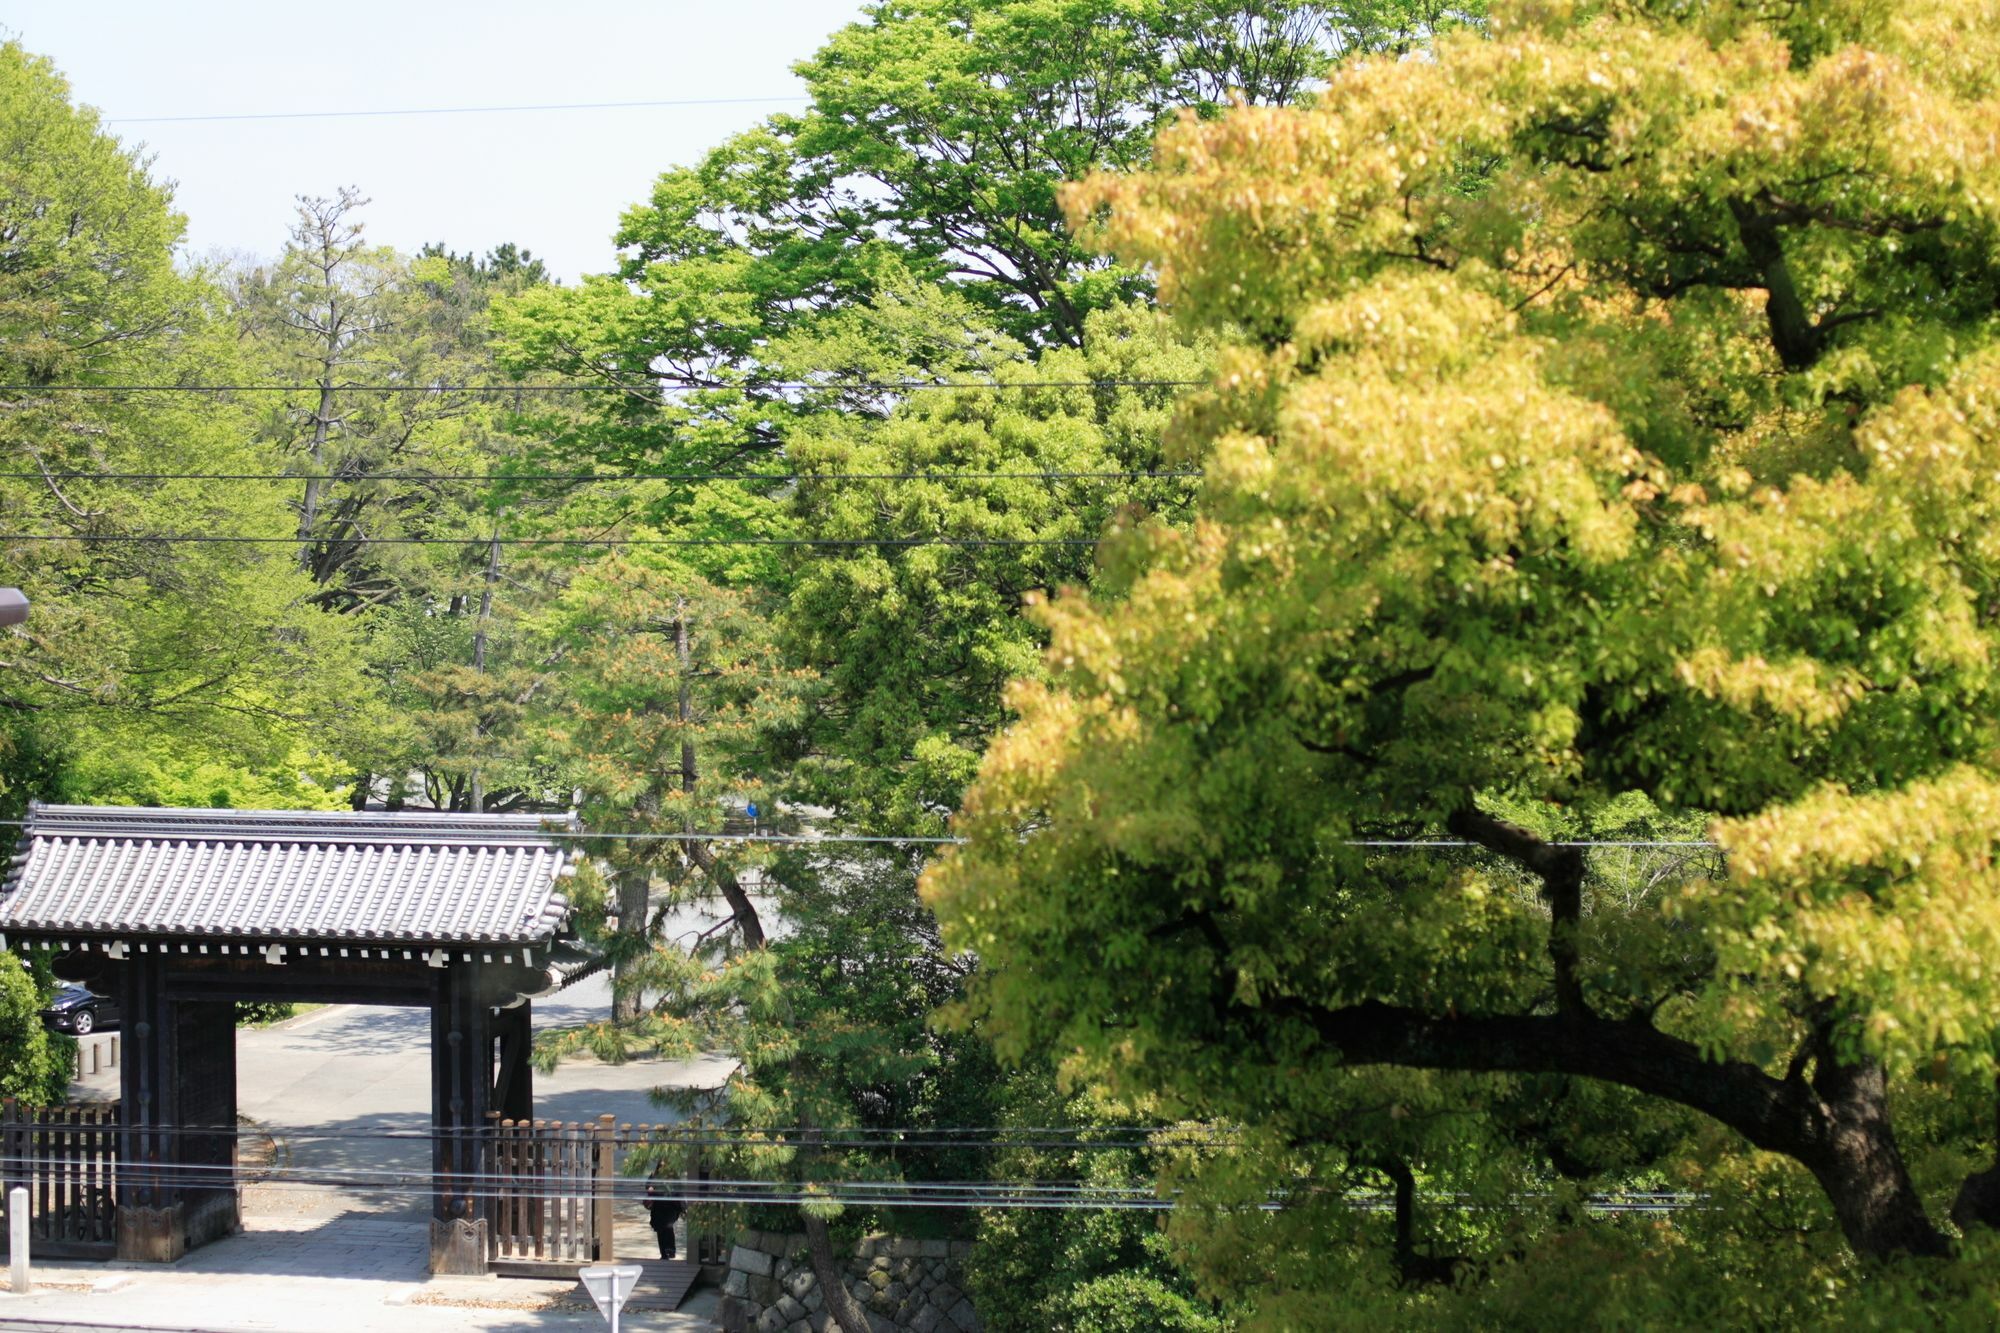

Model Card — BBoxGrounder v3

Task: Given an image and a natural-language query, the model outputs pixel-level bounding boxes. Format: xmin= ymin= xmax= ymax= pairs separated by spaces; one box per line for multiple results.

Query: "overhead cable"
xmin=0 ymin=378 xmax=1205 ymax=394
xmin=108 ymin=95 xmax=814 ymax=125
xmin=2 ymin=1153 xmax=1702 ymax=1213
xmin=524 ymin=830 xmax=1719 ymax=849
xmin=0 ymin=469 xmax=1200 ymax=484
xmin=0 ymin=1120 xmax=1234 ymax=1146
xmin=0 ymin=817 xmax=1716 ymax=850
xmin=0 ymin=534 xmax=1101 ymax=549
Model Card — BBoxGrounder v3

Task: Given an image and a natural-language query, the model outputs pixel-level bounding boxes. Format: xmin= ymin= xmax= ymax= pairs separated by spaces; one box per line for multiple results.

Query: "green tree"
xmin=927 ymin=0 xmax=2000 ymax=1282
xmin=493 ymin=0 xmax=1475 ymax=494
xmin=779 ymin=300 xmax=1207 ymax=830
xmin=230 ymin=208 xmax=583 ymax=810
xmin=533 ymin=556 xmax=806 ymax=1018
xmin=0 ymin=955 xmax=71 ymax=1106
xmin=0 ymin=40 xmax=372 ymax=814
xmin=964 ymin=1078 xmax=1230 ymax=1333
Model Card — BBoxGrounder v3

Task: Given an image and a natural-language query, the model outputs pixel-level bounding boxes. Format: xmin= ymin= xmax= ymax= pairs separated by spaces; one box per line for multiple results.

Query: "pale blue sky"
xmin=2 ymin=0 xmax=870 ymax=280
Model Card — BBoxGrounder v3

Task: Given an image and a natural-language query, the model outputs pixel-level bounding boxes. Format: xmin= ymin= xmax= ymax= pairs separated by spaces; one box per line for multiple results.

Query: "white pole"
xmin=9 ymin=1185 xmax=29 ymax=1295
xmin=609 ymin=1295 xmax=619 ymax=1333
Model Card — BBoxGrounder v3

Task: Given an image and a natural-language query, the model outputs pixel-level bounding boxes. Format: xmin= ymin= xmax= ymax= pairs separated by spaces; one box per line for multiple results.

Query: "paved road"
xmin=223 ymin=972 xmax=732 ymax=1221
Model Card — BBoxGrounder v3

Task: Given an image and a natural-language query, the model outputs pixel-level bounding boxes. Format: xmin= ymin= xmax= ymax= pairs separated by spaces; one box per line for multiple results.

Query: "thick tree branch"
xmin=1275 ymin=999 xmax=1810 ymax=1151
xmin=1446 ymin=806 xmax=1587 ymax=1016
xmin=1258 ymin=994 xmax=1945 ymax=1256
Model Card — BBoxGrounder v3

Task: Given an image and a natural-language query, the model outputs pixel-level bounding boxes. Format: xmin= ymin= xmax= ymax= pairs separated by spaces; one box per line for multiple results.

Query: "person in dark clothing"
xmin=643 ymin=1174 xmax=685 ymax=1259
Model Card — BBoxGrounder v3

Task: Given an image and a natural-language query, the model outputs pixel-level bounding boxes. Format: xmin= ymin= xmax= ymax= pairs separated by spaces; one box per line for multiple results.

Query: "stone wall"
xmin=718 ymin=1230 xmax=981 ymax=1333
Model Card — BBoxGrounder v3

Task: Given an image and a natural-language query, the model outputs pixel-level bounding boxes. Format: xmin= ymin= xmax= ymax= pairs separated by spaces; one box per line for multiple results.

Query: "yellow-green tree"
xmin=927 ymin=0 xmax=2000 ymax=1268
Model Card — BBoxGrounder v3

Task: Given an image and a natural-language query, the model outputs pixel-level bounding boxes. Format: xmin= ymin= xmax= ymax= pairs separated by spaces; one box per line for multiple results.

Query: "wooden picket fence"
xmin=484 ymin=1115 xmax=728 ymax=1275
xmin=0 ymin=1099 xmax=119 ymax=1259
xmin=486 ymin=1114 xmax=615 ymax=1271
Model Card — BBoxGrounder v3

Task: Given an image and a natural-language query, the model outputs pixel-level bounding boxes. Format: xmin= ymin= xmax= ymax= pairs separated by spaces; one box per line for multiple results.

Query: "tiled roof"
xmin=0 ymin=805 xmax=578 ymax=945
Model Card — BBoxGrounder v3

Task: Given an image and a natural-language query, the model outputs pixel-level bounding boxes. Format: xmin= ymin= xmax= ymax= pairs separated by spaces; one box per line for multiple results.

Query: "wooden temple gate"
xmin=0 ymin=804 xmax=588 ymax=1274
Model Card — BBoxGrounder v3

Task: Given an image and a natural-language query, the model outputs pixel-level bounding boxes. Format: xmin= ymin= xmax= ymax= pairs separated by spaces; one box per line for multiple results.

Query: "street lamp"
xmin=0 ymin=589 xmax=25 ymax=627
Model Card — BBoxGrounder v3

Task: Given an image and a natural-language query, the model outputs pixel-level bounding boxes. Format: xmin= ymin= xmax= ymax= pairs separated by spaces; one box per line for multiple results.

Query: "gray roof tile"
xmin=0 ymin=805 xmax=578 ymax=945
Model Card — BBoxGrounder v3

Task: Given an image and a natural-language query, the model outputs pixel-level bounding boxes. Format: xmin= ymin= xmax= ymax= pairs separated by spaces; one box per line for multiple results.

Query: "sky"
xmin=1 ymin=0 xmax=870 ymax=281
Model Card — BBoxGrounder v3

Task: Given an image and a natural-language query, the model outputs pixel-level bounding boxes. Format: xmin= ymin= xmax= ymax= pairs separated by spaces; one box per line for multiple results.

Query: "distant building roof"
xmin=0 ymin=804 xmax=579 ymax=947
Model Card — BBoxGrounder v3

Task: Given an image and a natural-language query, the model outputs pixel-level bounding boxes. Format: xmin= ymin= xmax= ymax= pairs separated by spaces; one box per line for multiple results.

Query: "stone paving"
xmin=0 ymin=1218 xmax=722 ymax=1332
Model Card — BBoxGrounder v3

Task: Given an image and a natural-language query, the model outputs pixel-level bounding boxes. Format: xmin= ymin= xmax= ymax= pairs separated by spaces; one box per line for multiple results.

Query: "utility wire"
xmin=0 ymin=379 xmax=1204 ymax=394
xmin=0 ymin=1122 xmax=1238 ymax=1147
xmin=107 ymin=95 xmax=814 ymax=125
xmin=0 ymin=534 xmax=1101 ymax=549
xmin=0 ymin=1153 xmax=1702 ymax=1213
xmin=0 ymin=469 xmax=1200 ymax=484
xmin=521 ymin=831 xmax=1719 ymax=849
xmin=0 ymin=817 xmax=1716 ymax=849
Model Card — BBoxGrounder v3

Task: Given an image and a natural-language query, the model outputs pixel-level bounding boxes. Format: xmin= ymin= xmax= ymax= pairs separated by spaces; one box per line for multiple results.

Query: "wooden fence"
xmin=0 ymin=1099 xmax=119 ymax=1259
xmin=484 ymin=1115 xmax=729 ymax=1273
xmin=486 ymin=1114 xmax=615 ymax=1271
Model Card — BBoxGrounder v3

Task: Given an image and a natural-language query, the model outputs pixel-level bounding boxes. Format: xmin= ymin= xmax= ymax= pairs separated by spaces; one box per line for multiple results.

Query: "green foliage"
xmin=0 ymin=40 xmax=379 ymax=815
xmin=234 ymin=1001 xmax=298 ymax=1028
xmin=966 ymin=1077 xmax=1229 ymax=1332
xmin=1058 ymin=1272 xmax=1228 ymax=1333
xmin=0 ymin=954 xmax=72 ymax=1106
xmin=928 ymin=0 xmax=2000 ymax=1308
xmin=780 ymin=302 xmax=1207 ymax=829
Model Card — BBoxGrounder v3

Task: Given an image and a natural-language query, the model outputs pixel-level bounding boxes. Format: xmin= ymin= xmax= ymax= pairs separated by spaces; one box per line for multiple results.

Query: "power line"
xmin=554 ymin=831 xmax=962 ymax=845
xmin=11 ymin=1119 xmax=1202 ymax=1145
xmin=0 ymin=534 xmax=1101 ymax=549
xmin=0 ymin=1152 xmax=1703 ymax=1213
xmin=0 ymin=818 xmax=1714 ymax=849
xmin=1352 ymin=839 xmax=1716 ymax=849
xmin=1 ymin=468 xmax=1200 ymax=484
xmin=518 ymin=831 xmax=1718 ymax=849
xmin=106 ymin=95 xmax=814 ymax=125
xmin=0 ymin=378 xmax=1204 ymax=394
xmin=0 ymin=817 xmax=1715 ymax=850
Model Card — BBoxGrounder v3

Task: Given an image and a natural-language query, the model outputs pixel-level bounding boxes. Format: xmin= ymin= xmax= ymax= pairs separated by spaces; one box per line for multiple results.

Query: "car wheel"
xmin=72 ymin=1010 xmax=93 ymax=1036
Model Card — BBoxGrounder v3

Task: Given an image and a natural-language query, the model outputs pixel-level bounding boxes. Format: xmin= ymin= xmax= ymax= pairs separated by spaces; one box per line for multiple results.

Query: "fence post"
xmin=10 ymin=1185 xmax=29 ymax=1294
xmin=594 ymin=1115 xmax=616 ymax=1262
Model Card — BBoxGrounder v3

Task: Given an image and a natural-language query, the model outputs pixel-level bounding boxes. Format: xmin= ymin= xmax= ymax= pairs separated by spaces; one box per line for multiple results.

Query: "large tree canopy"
xmin=926 ymin=0 xmax=2000 ymax=1274
xmin=0 ymin=41 xmax=371 ymax=809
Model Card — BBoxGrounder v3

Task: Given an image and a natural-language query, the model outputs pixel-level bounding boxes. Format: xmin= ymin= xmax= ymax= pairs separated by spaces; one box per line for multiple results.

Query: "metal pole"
xmin=609 ymin=1292 xmax=619 ymax=1333
xmin=9 ymin=1184 xmax=29 ymax=1294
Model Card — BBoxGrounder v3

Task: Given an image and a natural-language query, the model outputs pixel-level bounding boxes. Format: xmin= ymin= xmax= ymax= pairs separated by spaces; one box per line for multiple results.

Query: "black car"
xmin=40 ymin=984 xmax=119 ymax=1036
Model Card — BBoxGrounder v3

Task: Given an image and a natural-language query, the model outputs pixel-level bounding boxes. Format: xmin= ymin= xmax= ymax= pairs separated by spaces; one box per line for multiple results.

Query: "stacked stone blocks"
xmin=718 ymin=1230 xmax=981 ymax=1333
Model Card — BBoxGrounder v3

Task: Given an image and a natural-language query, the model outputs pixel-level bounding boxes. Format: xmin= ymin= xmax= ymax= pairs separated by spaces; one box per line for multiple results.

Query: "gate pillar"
xmin=115 ymin=954 xmax=240 ymax=1262
xmin=429 ymin=959 xmax=495 ymax=1274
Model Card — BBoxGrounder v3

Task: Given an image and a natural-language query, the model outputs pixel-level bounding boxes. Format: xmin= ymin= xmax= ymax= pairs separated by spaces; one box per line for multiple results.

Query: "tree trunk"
xmin=298 ymin=375 xmax=335 ymax=570
xmin=803 ymin=1209 xmax=872 ymax=1333
xmin=1381 ymin=805 xmax=1951 ymax=1262
xmin=1804 ymin=1059 xmax=1951 ymax=1258
xmin=672 ymin=599 xmax=766 ymax=949
xmin=1381 ymin=1158 xmax=1464 ymax=1286
xmin=611 ymin=867 xmax=650 ymax=1023
xmin=468 ymin=531 xmax=500 ymax=813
